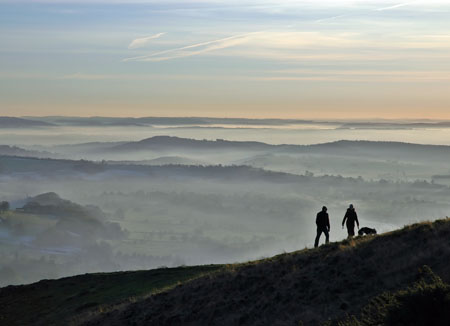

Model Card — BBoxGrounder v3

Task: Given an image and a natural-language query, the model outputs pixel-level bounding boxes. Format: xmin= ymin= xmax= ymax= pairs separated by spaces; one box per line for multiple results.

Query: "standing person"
xmin=342 ymin=204 xmax=359 ymax=238
xmin=314 ymin=206 xmax=330 ymax=248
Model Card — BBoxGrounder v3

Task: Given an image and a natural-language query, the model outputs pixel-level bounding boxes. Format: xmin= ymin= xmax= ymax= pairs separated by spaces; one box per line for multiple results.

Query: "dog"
xmin=358 ymin=227 xmax=377 ymax=236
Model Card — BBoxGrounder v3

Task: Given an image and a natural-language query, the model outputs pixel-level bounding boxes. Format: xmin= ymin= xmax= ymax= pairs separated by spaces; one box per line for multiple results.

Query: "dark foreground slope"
xmin=0 ymin=265 xmax=222 ymax=326
xmin=85 ymin=219 xmax=450 ymax=326
xmin=1 ymin=219 xmax=449 ymax=326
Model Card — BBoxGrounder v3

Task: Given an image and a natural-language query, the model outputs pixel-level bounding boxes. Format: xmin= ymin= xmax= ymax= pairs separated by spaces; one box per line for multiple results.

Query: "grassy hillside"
xmin=86 ymin=218 xmax=450 ymax=326
xmin=0 ymin=265 xmax=222 ymax=326
xmin=1 ymin=219 xmax=449 ymax=326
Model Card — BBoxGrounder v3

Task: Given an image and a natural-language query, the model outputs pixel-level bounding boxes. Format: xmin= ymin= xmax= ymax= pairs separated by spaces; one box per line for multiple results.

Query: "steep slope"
xmin=85 ymin=218 xmax=450 ymax=326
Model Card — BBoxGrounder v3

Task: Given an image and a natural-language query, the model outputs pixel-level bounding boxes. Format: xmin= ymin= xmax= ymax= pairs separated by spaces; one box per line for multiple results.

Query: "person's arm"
xmin=355 ymin=211 xmax=359 ymax=229
xmin=342 ymin=214 xmax=347 ymax=228
xmin=326 ymin=213 xmax=330 ymax=231
xmin=316 ymin=213 xmax=319 ymax=226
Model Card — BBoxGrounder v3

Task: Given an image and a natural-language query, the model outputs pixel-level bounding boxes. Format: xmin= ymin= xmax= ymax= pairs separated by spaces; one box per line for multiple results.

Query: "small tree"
xmin=0 ymin=201 xmax=9 ymax=212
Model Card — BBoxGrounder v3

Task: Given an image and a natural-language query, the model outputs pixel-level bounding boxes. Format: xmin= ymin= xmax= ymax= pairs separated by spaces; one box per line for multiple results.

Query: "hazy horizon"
xmin=5 ymin=116 xmax=450 ymax=147
xmin=15 ymin=116 xmax=450 ymax=122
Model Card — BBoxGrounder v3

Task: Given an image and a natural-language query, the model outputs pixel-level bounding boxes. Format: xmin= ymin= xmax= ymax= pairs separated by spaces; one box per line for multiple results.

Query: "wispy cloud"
xmin=128 ymin=32 xmax=165 ymax=49
xmin=375 ymin=1 xmax=417 ymax=11
xmin=315 ymin=2 xmax=418 ymax=24
xmin=124 ymin=32 xmax=261 ymax=62
xmin=315 ymin=14 xmax=348 ymax=23
xmin=123 ymin=28 xmax=450 ymax=64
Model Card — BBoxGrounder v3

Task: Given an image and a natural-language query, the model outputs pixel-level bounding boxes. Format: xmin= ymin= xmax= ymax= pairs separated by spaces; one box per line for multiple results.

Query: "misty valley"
xmin=3 ymin=1 xmax=450 ymax=323
xmin=1 ymin=118 xmax=450 ymax=287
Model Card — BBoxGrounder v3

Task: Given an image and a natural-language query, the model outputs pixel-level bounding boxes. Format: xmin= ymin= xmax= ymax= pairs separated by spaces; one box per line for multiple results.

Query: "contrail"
xmin=375 ymin=1 xmax=417 ymax=11
xmin=128 ymin=32 xmax=165 ymax=49
xmin=124 ymin=31 xmax=262 ymax=62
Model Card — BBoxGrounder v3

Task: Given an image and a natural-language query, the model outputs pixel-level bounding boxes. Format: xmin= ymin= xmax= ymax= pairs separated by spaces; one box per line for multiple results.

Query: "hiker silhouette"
xmin=314 ymin=206 xmax=330 ymax=248
xmin=342 ymin=204 xmax=359 ymax=238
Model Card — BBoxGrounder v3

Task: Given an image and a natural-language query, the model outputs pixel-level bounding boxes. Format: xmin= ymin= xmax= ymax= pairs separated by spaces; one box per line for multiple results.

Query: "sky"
xmin=0 ymin=0 xmax=449 ymax=119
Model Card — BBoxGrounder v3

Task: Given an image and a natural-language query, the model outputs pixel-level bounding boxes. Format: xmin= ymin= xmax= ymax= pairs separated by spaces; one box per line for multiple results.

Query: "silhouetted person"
xmin=314 ymin=206 xmax=330 ymax=248
xmin=342 ymin=204 xmax=359 ymax=238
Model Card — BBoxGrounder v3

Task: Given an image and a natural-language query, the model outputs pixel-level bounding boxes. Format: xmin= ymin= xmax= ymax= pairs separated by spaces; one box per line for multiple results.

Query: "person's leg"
xmin=314 ymin=228 xmax=322 ymax=248
xmin=324 ymin=228 xmax=329 ymax=244
xmin=347 ymin=225 xmax=354 ymax=239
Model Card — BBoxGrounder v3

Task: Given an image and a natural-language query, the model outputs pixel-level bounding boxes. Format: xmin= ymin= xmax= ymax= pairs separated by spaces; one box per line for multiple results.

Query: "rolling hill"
xmin=0 ymin=145 xmax=57 ymax=159
xmin=0 ymin=154 xmax=311 ymax=182
xmin=124 ymin=156 xmax=208 ymax=166
xmin=0 ymin=117 xmax=54 ymax=128
xmin=106 ymin=136 xmax=273 ymax=153
xmin=1 ymin=218 xmax=449 ymax=325
xmin=57 ymin=136 xmax=450 ymax=166
xmin=9 ymin=137 xmax=450 ymax=181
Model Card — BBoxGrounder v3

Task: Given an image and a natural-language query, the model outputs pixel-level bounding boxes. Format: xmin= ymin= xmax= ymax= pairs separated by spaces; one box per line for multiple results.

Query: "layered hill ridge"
xmin=5 ymin=136 xmax=450 ymax=169
xmin=1 ymin=218 xmax=449 ymax=326
xmin=0 ymin=117 xmax=54 ymax=128
xmin=96 ymin=135 xmax=450 ymax=157
xmin=106 ymin=136 xmax=273 ymax=152
xmin=0 ymin=145 xmax=56 ymax=158
xmin=80 ymin=136 xmax=450 ymax=167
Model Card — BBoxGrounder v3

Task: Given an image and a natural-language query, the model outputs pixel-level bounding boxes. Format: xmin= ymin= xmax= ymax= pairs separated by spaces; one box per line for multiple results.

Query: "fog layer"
xmin=1 ymin=119 xmax=449 ymax=286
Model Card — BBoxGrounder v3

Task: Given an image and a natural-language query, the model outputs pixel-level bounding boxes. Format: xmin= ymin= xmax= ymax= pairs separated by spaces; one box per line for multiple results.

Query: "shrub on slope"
xmin=338 ymin=265 xmax=450 ymax=326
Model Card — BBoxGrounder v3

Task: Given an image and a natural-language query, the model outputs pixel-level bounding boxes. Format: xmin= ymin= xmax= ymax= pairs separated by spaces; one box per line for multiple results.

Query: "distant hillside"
xmin=21 ymin=192 xmax=104 ymax=221
xmin=20 ymin=136 xmax=450 ymax=174
xmin=59 ymin=136 xmax=450 ymax=166
xmin=126 ymin=156 xmax=208 ymax=166
xmin=107 ymin=136 xmax=273 ymax=152
xmin=1 ymin=219 xmax=449 ymax=326
xmin=339 ymin=121 xmax=450 ymax=129
xmin=0 ymin=155 xmax=311 ymax=183
xmin=0 ymin=145 xmax=56 ymax=158
xmin=6 ymin=154 xmax=425 ymax=186
xmin=50 ymin=141 xmax=127 ymax=155
xmin=0 ymin=117 xmax=54 ymax=128
xmin=13 ymin=192 xmax=126 ymax=247
xmin=5 ymin=137 xmax=450 ymax=168
xmin=292 ymin=140 xmax=450 ymax=163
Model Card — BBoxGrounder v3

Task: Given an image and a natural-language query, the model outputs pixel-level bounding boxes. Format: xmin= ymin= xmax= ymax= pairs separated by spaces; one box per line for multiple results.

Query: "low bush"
xmin=338 ymin=266 xmax=450 ymax=326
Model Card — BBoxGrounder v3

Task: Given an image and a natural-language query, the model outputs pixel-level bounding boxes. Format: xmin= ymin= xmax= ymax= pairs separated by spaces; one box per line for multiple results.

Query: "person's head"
xmin=322 ymin=206 xmax=327 ymax=212
xmin=349 ymin=204 xmax=354 ymax=209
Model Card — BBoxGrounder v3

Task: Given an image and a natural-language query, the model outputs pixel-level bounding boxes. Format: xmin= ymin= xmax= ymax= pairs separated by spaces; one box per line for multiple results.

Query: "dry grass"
xmin=0 ymin=265 xmax=223 ymax=326
xmin=80 ymin=218 xmax=450 ymax=326
xmin=1 ymin=218 xmax=448 ymax=326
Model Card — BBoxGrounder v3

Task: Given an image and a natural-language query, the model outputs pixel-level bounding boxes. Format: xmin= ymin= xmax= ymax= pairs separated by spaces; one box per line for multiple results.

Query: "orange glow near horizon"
xmin=1 ymin=1 xmax=449 ymax=120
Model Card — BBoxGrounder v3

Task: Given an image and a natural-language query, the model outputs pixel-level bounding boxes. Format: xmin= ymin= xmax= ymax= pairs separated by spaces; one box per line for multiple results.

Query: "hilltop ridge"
xmin=81 ymin=218 xmax=450 ymax=326
xmin=1 ymin=218 xmax=449 ymax=326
